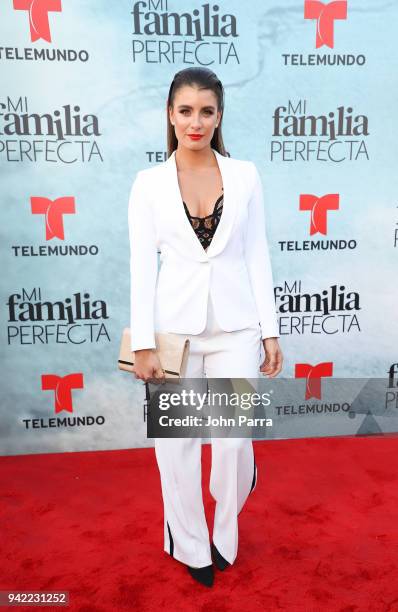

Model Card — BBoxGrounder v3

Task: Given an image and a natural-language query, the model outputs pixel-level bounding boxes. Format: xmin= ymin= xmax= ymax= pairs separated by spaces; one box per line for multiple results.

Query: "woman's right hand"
xmin=131 ymin=349 xmax=165 ymax=384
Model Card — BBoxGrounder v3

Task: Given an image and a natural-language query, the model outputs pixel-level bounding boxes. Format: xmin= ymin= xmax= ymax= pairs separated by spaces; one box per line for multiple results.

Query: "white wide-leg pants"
xmin=154 ymin=294 xmax=264 ymax=568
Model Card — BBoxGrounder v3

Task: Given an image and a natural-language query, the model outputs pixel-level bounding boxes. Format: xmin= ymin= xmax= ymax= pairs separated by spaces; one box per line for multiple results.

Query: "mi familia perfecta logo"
xmin=0 ymin=100 xmax=101 ymax=141
xmin=273 ymin=104 xmax=368 ymax=141
xmin=0 ymin=98 xmax=102 ymax=163
xmin=270 ymin=101 xmax=369 ymax=162
xmin=21 ymin=105 xmax=96 ymax=140
xmin=7 ymin=288 xmax=110 ymax=345
xmin=131 ymin=1 xmax=236 ymax=40
xmin=274 ymin=281 xmax=361 ymax=336
xmin=130 ymin=1 xmax=239 ymax=64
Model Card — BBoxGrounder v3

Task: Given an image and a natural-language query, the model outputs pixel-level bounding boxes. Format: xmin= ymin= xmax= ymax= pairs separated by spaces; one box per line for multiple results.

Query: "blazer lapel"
xmin=162 ymin=147 xmax=238 ymax=261
xmin=207 ymin=148 xmax=238 ymax=258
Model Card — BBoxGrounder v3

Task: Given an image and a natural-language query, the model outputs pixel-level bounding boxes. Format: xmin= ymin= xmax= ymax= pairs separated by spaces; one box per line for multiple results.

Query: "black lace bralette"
xmin=183 ymin=188 xmax=224 ymax=251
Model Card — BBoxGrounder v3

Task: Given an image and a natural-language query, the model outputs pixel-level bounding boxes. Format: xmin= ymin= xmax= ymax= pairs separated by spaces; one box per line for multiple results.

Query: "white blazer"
xmin=128 ymin=148 xmax=279 ymax=351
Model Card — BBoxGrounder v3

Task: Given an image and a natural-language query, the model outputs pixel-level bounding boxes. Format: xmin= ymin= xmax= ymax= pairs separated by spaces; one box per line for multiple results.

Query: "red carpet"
xmin=1 ymin=436 xmax=398 ymax=611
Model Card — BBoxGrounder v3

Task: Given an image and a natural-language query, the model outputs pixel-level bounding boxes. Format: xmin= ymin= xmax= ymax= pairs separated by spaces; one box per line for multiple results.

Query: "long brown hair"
xmin=166 ymin=67 xmax=229 ymax=158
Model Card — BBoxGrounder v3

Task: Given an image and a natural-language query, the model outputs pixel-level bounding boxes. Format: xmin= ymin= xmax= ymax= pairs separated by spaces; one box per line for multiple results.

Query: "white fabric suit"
xmin=128 ymin=148 xmax=280 ymax=567
xmin=128 ymin=148 xmax=279 ymax=352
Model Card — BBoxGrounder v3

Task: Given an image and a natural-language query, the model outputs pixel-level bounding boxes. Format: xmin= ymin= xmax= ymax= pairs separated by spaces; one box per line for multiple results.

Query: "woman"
xmin=128 ymin=67 xmax=283 ymax=587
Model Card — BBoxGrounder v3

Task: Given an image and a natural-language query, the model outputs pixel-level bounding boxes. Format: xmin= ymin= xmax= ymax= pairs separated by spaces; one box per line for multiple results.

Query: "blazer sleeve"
xmin=244 ymin=162 xmax=280 ymax=340
xmin=128 ymin=170 xmax=158 ymax=352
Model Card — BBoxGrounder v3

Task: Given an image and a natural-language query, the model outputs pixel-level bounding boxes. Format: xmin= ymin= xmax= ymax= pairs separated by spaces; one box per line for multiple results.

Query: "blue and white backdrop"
xmin=1 ymin=0 xmax=397 ymax=456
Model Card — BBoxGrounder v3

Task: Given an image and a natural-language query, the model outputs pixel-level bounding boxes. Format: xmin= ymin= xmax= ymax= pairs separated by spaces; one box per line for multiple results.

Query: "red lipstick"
xmin=188 ymin=134 xmax=203 ymax=140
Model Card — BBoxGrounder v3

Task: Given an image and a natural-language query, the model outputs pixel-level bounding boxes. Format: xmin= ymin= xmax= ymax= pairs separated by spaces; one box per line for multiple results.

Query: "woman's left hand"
xmin=260 ymin=337 xmax=283 ymax=378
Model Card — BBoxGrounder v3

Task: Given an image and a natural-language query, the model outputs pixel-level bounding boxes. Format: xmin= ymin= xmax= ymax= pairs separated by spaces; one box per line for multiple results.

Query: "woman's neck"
xmin=175 ymin=145 xmax=216 ymax=171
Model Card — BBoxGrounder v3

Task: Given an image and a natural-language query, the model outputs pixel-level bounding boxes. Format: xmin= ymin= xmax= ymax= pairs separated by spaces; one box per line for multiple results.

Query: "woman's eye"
xmin=179 ymin=109 xmax=213 ymax=116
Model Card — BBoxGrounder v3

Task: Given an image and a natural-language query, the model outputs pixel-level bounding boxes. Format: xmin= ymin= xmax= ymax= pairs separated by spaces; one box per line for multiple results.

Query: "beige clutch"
xmin=118 ymin=327 xmax=190 ymax=380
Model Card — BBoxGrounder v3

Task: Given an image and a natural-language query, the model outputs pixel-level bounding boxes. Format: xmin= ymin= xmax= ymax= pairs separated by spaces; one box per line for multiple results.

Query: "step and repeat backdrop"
xmin=1 ymin=1 xmax=397 ymax=456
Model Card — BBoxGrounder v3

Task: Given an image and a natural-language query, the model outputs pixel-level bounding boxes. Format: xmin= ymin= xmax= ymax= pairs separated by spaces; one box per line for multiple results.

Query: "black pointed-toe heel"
xmin=211 ymin=542 xmax=231 ymax=571
xmin=186 ymin=563 xmax=214 ymax=587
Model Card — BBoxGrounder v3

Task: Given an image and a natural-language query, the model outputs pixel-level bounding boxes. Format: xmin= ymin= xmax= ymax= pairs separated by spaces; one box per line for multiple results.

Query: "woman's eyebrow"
xmin=176 ymin=104 xmax=216 ymax=110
